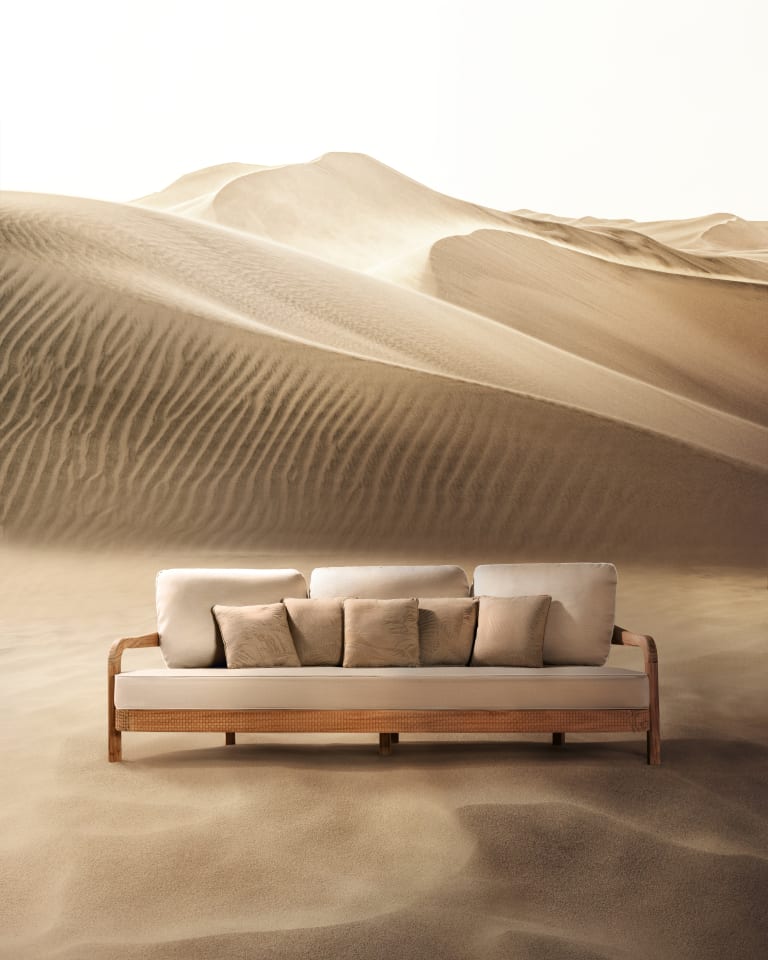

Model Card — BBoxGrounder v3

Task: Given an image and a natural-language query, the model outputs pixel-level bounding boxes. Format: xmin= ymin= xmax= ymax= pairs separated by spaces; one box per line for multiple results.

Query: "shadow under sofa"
xmin=108 ymin=563 xmax=660 ymax=764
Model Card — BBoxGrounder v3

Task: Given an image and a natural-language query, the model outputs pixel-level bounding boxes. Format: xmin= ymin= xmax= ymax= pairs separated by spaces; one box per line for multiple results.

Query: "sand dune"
xmin=136 ymin=153 xmax=768 ymax=285
xmin=645 ymin=214 xmax=768 ymax=254
xmin=134 ymin=152 xmax=518 ymax=271
xmin=421 ymin=228 xmax=768 ymax=424
xmin=516 ymin=208 xmax=768 ymax=259
xmin=1 ymin=190 xmax=766 ymax=560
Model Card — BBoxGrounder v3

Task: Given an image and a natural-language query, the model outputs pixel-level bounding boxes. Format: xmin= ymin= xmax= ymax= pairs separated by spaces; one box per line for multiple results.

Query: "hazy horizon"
xmin=2 ymin=0 xmax=767 ymax=220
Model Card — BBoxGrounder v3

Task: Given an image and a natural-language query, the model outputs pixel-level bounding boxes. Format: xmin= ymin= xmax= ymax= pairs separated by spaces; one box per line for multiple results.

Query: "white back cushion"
xmin=309 ymin=565 xmax=469 ymax=599
xmin=156 ymin=568 xmax=307 ymax=667
xmin=472 ymin=563 xmax=616 ymax=665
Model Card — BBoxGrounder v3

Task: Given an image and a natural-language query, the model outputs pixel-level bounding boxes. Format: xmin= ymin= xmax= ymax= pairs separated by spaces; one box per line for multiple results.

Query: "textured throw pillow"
xmin=343 ymin=598 xmax=420 ymax=667
xmin=284 ymin=597 xmax=343 ymax=666
xmin=212 ymin=602 xmax=300 ymax=668
xmin=471 ymin=595 xmax=552 ymax=667
xmin=418 ymin=597 xmax=478 ymax=666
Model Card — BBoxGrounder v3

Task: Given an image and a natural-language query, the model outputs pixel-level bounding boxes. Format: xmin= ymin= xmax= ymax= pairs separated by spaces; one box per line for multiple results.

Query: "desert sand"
xmin=0 ymin=153 xmax=766 ymax=958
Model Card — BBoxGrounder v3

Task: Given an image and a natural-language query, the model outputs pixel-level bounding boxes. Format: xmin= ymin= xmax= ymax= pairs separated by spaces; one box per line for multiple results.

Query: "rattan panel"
xmin=116 ymin=707 xmax=649 ymax=734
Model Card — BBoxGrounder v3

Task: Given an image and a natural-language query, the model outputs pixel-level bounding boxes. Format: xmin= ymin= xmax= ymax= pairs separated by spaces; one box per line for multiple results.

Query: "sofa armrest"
xmin=611 ymin=625 xmax=657 ymax=667
xmin=107 ymin=633 xmax=160 ymax=762
xmin=612 ymin=625 xmax=660 ymax=764
xmin=108 ymin=633 xmax=160 ymax=678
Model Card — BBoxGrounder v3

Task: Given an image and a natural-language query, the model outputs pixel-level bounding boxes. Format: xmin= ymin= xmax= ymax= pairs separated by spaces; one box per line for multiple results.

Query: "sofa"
xmin=108 ymin=563 xmax=660 ymax=764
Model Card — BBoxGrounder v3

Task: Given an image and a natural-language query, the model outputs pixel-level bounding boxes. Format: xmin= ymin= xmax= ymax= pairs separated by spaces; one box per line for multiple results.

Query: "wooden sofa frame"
xmin=107 ymin=625 xmax=660 ymax=764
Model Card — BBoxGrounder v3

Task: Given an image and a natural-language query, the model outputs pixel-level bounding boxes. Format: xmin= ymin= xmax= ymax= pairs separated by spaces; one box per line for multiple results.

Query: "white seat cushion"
xmin=115 ymin=666 xmax=648 ymax=711
xmin=156 ymin=568 xmax=307 ymax=668
xmin=309 ymin=565 xmax=469 ymax=599
xmin=472 ymin=563 xmax=617 ymax=666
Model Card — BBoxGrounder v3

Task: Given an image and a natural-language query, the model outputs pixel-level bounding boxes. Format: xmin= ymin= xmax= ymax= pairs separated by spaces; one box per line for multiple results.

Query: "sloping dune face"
xmin=425 ymin=230 xmax=768 ymax=424
xmin=1 ymin=156 xmax=766 ymax=560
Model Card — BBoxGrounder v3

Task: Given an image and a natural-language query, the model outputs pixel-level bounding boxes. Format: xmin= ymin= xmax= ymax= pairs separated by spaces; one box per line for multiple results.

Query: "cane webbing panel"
xmin=116 ymin=707 xmax=650 ymax=734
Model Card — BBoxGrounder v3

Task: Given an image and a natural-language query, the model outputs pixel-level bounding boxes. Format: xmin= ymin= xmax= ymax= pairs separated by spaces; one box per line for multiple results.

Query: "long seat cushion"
xmin=309 ymin=565 xmax=469 ymax=599
xmin=473 ymin=563 xmax=617 ymax=666
xmin=157 ymin=568 xmax=308 ymax=668
xmin=115 ymin=666 xmax=649 ymax=711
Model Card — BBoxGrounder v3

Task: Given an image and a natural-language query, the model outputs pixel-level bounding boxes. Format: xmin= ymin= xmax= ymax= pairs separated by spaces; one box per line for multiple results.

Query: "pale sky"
xmin=1 ymin=0 xmax=767 ymax=220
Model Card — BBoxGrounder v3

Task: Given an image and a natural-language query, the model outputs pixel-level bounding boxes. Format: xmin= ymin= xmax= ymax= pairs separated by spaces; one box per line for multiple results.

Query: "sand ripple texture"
xmin=1 ymin=154 xmax=767 ymax=559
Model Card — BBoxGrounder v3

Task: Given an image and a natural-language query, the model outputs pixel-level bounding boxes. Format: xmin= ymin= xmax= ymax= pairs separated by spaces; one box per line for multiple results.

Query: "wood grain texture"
xmin=613 ymin=625 xmax=661 ymax=764
xmin=107 ymin=633 xmax=160 ymax=762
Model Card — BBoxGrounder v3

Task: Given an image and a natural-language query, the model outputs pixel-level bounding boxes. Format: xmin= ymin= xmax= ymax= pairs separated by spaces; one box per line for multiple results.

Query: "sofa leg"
xmin=391 ymin=733 xmax=399 ymax=743
xmin=108 ymin=728 xmax=122 ymax=762
xmin=379 ymin=733 xmax=393 ymax=756
xmin=225 ymin=732 xmax=236 ymax=746
xmin=647 ymin=729 xmax=661 ymax=765
xmin=552 ymin=732 xmax=565 ymax=746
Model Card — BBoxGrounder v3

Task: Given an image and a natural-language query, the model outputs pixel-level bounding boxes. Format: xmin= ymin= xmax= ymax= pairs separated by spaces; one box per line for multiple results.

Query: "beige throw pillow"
xmin=213 ymin=602 xmax=300 ymax=668
xmin=471 ymin=595 xmax=551 ymax=667
xmin=284 ymin=597 xmax=343 ymax=666
xmin=343 ymin=598 xmax=420 ymax=667
xmin=418 ymin=597 xmax=478 ymax=665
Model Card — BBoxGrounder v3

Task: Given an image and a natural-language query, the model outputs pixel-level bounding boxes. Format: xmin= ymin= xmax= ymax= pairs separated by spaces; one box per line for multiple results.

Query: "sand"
xmin=0 ymin=550 xmax=766 ymax=959
xmin=0 ymin=153 xmax=767 ymax=957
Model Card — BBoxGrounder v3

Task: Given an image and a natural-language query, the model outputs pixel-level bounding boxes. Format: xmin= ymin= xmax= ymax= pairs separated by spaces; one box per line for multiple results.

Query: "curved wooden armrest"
xmin=108 ymin=633 xmax=160 ymax=677
xmin=612 ymin=625 xmax=657 ymax=668
xmin=612 ymin=625 xmax=660 ymax=764
xmin=107 ymin=633 xmax=159 ymax=762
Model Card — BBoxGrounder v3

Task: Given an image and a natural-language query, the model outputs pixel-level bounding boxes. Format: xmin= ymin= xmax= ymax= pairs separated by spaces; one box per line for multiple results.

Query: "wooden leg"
xmin=552 ymin=732 xmax=565 ymax=746
xmin=647 ymin=655 xmax=661 ymax=765
xmin=225 ymin=732 xmax=236 ymax=746
xmin=647 ymin=729 xmax=661 ymax=765
xmin=108 ymin=727 xmax=122 ymax=762
xmin=108 ymin=672 xmax=121 ymax=762
xmin=379 ymin=733 xmax=392 ymax=756
xmin=391 ymin=733 xmax=399 ymax=743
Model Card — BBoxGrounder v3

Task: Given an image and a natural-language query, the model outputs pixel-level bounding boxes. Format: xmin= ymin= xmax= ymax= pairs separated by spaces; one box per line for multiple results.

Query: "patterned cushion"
xmin=212 ymin=603 xmax=300 ymax=669
xmin=418 ymin=597 xmax=477 ymax=665
xmin=343 ymin=598 xmax=420 ymax=667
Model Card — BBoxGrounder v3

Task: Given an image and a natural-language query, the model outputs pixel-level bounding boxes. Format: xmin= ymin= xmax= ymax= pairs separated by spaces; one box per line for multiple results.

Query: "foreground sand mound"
xmin=1 ymin=191 xmax=765 ymax=560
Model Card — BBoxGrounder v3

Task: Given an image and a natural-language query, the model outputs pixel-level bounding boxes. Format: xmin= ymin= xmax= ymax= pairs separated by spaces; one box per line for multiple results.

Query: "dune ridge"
xmin=135 ymin=153 xmax=768 ymax=284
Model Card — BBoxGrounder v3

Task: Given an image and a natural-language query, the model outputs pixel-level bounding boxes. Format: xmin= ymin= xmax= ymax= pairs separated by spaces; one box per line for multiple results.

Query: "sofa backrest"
xmin=309 ymin=565 xmax=469 ymax=599
xmin=472 ymin=563 xmax=616 ymax=666
xmin=156 ymin=568 xmax=308 ymax=668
